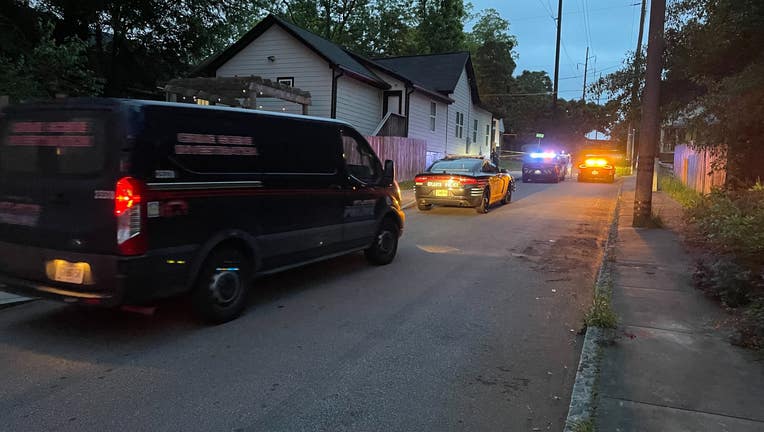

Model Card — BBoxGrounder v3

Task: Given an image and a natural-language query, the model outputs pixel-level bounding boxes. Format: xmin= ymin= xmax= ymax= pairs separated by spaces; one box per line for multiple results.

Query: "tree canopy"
xmin=0 ymin=0 xmax=606 ymax=152
xmin=592 ymin=0 xmax=764 ymax=186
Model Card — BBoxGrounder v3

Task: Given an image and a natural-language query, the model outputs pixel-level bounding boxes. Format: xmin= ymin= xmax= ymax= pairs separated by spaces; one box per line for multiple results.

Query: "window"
xmin=277 ymin=77 xmax=294 ymax=87
xmin=430 ymin=102 xmax=436 ymax=131
xmin=485 ymin=124 xmax=490 ymax=146
xmin=1 ymin=112 xmax=107 ymax=176
xmin=341 ymin=130 xmax=381 ymax=184
xmin=455 ymin=112 xmax=464 ymax=138
xmin=157 ymin=108 xmax=337 ymax=175
xmin=473 ymin=119 xmax=478 ymax=143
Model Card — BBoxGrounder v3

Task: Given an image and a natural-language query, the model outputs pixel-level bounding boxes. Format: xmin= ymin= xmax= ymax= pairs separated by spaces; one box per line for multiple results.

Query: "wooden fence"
xmin=673 ymin=144 xmax=726 ymax=194
xmin=365 ymin=136 xmax=427 ymax=181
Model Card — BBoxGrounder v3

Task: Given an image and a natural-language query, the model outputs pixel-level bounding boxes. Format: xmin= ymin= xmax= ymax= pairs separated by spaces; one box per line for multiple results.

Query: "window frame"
xmin=429 ymin=102 xmax=436 ymax=132
xmin=455 ymin=112 xmax=464 ymax=139
xmin=276 ymin=77 xmax=294 ymax=87
xmin=340 ymin=128 xmax=383 ymax=185
xmin=485 ymin=124 xmax=490 ymax=146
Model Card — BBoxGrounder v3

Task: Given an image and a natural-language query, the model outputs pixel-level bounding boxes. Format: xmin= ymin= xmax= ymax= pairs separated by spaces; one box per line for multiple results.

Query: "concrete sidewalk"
xmin=595 ymin=177 xmax=764 ymax=431
xmin=0 ymin=290 xmax=32 ymax=308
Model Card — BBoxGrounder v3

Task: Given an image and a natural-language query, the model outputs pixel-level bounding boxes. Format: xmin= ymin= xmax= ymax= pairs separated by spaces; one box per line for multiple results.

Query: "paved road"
xmin=0 ymin=178 xmax=620 ymax=432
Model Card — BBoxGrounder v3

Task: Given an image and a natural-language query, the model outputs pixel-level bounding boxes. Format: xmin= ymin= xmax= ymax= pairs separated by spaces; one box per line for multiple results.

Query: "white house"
xmin=195 ymin=14 xmax=498 ymax=164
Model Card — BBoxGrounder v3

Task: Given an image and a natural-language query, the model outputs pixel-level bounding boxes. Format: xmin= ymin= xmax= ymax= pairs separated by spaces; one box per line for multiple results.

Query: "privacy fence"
xmin=365 ymin=136 xmax=427 ymax=182
xmin=673 ymin=144 xmax=726 ymax=194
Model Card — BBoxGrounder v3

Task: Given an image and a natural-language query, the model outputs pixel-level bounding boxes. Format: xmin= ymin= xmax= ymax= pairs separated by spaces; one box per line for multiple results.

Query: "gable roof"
xmin=194 ymin=15 xmax=389 ymax=89
xmin=373 ymin=52 xmax=468 ymax=93
xmin=194 ymin=15 xmax=488 ymax=110
xmin=345 ymin=51 xmax=454 ymax=104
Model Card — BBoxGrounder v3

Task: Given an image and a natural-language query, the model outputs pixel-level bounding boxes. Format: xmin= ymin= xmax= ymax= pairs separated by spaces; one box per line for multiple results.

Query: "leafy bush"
xmin=687 ymin=189 xmax=764 ymax=261
xmin=694 ymin=257 xmax=753 ymax=307
xmin=739 ymin=298 xmax=764 ymax=349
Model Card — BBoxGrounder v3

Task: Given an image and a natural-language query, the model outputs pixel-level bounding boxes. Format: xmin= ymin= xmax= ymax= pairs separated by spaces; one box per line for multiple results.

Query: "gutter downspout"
xmin=404 ymin=85 xmax=414 ymax=138
xmin=445 ymin=103 xmax=449 ymax=157
xmin=330 ymin=67 xmax=344 ymax=119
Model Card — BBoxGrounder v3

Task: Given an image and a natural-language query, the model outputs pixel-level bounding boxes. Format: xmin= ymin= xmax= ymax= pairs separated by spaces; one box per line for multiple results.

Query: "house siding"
xmin=473 ymin=106 xmax=493 ymax=156
xmin=335 ymin=76 xmax=382 ymax=135
xmin=215 ymin=25 xmax=332 ymax=117
xmin=447 ymin=69 xmax=494 ymax=156
xmin=409 ymin=92 xmax=448 ymax=165
xmin=448 ymin=69 xmax=472 ymax=155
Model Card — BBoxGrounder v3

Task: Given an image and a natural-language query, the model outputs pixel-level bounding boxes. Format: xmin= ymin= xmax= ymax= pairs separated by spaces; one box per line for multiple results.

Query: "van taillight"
xmin=115 ymin=177 xmax=146 ymax=255
xmin=414 ymin=176 xmax=428 ymax=185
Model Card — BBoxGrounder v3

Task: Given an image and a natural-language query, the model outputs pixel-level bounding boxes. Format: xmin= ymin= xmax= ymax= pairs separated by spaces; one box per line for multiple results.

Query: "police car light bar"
xmin=530 ymin=152 xmax=557 ymax=159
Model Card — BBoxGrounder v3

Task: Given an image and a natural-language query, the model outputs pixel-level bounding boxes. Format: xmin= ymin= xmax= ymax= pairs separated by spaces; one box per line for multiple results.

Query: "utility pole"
xmin=627 ymin=0 xmax=648 ymax=168
xmin=633 ymin=0 xmax=666 ymax=227
xmin=552 ymin=0 xmax=563 ymax=111
xmin=579 ymin=47 xmax=596 ymax=101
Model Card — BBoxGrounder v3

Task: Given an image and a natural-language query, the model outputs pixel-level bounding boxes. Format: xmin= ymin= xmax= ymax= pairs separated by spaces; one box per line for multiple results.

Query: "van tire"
xmin=417 ymin=203 xmax=433 ymax=211
xmin=191 ymin=247 xmax=252 ymax=324
xmin=364 ymin=218 xmax=399 ymax=265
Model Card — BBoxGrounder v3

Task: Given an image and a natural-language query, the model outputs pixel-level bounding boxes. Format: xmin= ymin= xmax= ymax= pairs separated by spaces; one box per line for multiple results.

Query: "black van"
xmin=0 ymin=99 xmax=404 ymax=322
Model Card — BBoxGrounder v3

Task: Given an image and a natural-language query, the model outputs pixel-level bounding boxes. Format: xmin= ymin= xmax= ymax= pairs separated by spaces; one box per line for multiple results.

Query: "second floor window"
xmin=430 ymin=102 xmax=436 ymax=131
xmin=455 ymin=112 xmax=464 ymax=138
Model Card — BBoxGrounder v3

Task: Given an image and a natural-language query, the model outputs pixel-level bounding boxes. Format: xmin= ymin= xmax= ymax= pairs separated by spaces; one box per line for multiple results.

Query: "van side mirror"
xmin=382 ymin=159 xmax=395 ymax=185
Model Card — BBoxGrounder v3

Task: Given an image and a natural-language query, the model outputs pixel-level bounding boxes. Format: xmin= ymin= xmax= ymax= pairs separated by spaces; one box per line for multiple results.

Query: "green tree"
xmin=663 ymin=0 xmax=764 ymax=187
xmin=415 ymin=0 xmax=468 ymax=54
xmin=0 ymin=21 xmax=102 ymax=100
xmin=467 ymin=9 xmax=517 ymax=118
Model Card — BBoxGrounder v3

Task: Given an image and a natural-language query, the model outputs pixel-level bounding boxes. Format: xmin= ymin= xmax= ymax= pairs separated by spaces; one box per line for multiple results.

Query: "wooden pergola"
xmin=163 ymin=76 xmax=312 ymax=114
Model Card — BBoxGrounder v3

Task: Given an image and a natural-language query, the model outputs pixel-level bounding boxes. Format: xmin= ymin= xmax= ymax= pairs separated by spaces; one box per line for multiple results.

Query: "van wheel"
xmin=365 ymin=218 xmax=399 ymax=265
xmin=476 ymin=190 xmax=490 ymax=214
xmin=192 ymin=247 xmax=251 ymax=324
xmin=417 ymin=203 xmax=433 ymax=211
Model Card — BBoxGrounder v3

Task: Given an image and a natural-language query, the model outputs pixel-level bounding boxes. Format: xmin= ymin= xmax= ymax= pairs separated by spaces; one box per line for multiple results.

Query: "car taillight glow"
xmin=115 ymin=177 xmax=142 ymax=216
xmin=115 ymin=177 xmax=146 ymax=255
xmin=415 ymin=176 xmax=428 ymax=186
xmin=584 ymin=158 xmax=608 ymax=167
xmin=458 ymin=177 xmax=478 ymax=185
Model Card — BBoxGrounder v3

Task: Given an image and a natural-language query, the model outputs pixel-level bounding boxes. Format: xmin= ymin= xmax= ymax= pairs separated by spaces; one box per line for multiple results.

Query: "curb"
xmin=563 ymin=179 xmax=624 ymax=431
xmin=0 ymin=296 xmax=36 ymax=310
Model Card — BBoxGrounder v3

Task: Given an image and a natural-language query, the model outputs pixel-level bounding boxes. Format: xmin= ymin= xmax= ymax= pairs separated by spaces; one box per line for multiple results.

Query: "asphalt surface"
xmin=0 ymin=176 xmax=620 ymax=432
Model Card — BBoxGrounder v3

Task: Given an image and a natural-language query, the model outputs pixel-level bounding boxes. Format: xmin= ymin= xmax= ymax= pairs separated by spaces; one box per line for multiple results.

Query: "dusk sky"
xmin=467 ymin=0 xmax=648 ymax=104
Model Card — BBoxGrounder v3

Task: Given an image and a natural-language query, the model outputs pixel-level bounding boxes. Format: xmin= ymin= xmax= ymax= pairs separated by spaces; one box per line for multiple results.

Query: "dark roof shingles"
xmin=373 ymin=52 xmax=470 ymax=94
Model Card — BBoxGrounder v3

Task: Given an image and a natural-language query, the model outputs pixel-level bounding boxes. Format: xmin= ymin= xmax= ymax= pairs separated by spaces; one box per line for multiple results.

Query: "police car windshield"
xmin=429 ymin=160 xmax=481 ymax=174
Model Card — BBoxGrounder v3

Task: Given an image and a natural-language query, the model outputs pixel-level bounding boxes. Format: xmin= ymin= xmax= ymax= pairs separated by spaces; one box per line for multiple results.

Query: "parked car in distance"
xmin=521 ymin=152 xmax=565 ymax=183
xmin=577 ymin=154 xmax=616 ymax=183
xmin=0 ymin=98 xmax=404 ymax=323
xmin=414 ymin=156 xmax=514 ymax=214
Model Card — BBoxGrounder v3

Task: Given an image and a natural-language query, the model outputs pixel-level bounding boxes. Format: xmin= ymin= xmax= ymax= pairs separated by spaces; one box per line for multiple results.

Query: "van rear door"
xmin=0 ymin=107 xmax=120 ymax=256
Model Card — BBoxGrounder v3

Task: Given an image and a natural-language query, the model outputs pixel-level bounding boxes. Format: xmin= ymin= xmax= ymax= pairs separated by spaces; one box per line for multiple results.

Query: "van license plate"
xmin=54 ymin=262 xmax=85 ymax=284
xmin=434 ymin=190 xmax=448 ymax=197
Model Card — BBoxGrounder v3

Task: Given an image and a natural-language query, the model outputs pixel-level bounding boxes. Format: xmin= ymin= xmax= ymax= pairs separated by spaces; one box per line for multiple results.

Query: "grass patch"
xmin=571 ymin=419 xmax=595 ymax=432
xmin=658 ymin=174 xmax=702 ymax=208
xmin=499 ymin=157 xmax=523 ymax=171
xmin=615 ymin=166 xmax=632 ymax=177
xmin=585 ymin=292 xmax=618 ymax=329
